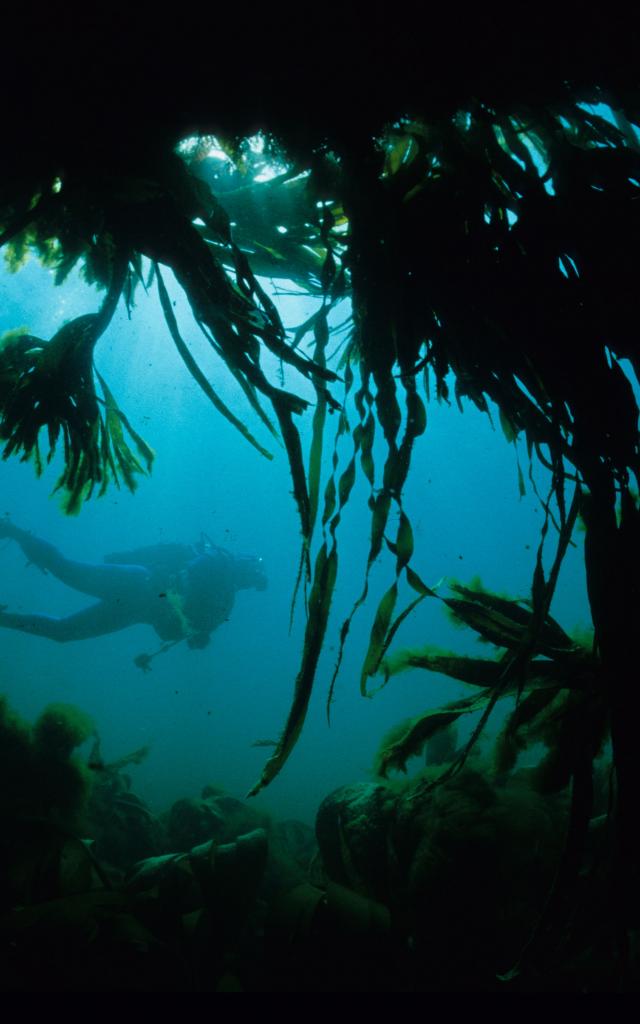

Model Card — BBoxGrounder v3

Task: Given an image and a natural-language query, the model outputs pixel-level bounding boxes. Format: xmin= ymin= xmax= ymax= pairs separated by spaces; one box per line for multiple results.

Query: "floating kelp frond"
xmin=440 ymin=577 xmax=582 ymax=660
xmin=448 ymin=578 xmax=577 ymax=653
xmin=381 ymin=646 xmax=504 ymax=688
xmin=95 ymin=372 xmax=155 ymax=494
xmin=87 ymin=734 xmax=150 ymax=775
xmin=497 ymin=683 xmax=608 ymax=787
xmin=376 ymin=630 xmax=603 ymax=785
xmin=0 ymin=278 xmax=153 ymax=511
xmin=249 ymin=540 xmax=338 ymax=796
xmin=494 ymin=688 xmax=563 ymax=775
xmin=374 ymin=692 xmax=491 ymax=777
xmin=443 ymin=597 xmax=534 ymax=649
xmin=375 ymin=539 xmax=602 ymax=794
xmin=154 ymin=262 xmax=273 ymax=460
xmin=327 ymin=379 xmax=431 ymax=711
xmin=382 ymin=642 xmax=596 ymax=695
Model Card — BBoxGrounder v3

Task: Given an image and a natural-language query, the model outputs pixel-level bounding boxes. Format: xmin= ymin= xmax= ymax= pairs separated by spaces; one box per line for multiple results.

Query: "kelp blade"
xmin=375 ymin=691 xmax=491 ymax=777
xmin=249 ymin=542 xmax=338 ymax=795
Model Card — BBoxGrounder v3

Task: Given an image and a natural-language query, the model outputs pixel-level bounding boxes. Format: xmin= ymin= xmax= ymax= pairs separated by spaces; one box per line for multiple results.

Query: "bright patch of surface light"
xmin=177 ymin=132 xmax=287 ymax=182
xmin=558 ymin=253 xmax=579 ymax=278
xmin=495 ymin=126 xmax=527 ymax=172
xmin=209 ymin=146 xmax=233 ymax=163
xmin=254 ymin=167 xmax=285 ymax=182
xmin=575 ymin=102 xmax=637 ymax=148
xmin=176 ymin=136 xmax=199 ymax=156
xmin=519 ymin=134 xmax=549 ymax=178
xmin=619 ymin=357 xmax=640 ymax=403
xmin=247 ymin=132 xmax=289 ymax=182
xmin=247 ymin=134 xmax=265 ymax=154
xmin=454 ymin=110 xmax=472 ymax=131
xmin=176 ymin=136 xmax=233 ymax=165
xmin=496 ymin=121 xmax=554 ymax=193
xmin=577 ymin=102 xmax=618 ymax=128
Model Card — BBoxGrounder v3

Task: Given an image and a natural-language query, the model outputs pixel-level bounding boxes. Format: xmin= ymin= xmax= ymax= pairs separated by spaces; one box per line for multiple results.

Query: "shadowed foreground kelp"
xmin=373 ymin=579 xmax=605 ymax=785
xmin=1 ymin=60 xmax=640 ymax=985
xmin=372 ymin=577 xmax=612 ymax=981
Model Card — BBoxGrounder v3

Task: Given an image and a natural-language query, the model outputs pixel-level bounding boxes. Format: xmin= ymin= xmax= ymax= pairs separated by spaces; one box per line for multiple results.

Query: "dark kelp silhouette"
xmin=1 ymin=36 xmax=639 ymax=982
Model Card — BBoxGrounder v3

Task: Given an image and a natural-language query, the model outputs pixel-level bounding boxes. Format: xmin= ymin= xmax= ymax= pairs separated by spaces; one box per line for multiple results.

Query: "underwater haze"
xmin=0 ymin=252 xmax=594 ymax=825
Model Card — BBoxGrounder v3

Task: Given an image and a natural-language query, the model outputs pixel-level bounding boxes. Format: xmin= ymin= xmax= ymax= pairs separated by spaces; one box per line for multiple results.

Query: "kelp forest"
xmin=0 ymin=10 xmax=639 ymax=992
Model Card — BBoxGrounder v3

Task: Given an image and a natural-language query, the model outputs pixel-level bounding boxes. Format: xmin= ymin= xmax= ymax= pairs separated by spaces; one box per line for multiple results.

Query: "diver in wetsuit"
xmin=0 ymin=520 xmax=267 ymax=650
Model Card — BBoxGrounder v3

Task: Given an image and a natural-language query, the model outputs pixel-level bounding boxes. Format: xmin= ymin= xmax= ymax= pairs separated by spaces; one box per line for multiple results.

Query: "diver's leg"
xmin=0 ymin=601 xmax=139 ymax=642
xmin=0 ymin=522 xmax=150 ymax=601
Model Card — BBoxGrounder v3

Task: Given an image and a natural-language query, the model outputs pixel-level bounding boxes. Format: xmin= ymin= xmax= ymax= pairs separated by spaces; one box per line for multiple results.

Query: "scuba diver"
xmin=0 ymin=519 xmax=267 ymax=659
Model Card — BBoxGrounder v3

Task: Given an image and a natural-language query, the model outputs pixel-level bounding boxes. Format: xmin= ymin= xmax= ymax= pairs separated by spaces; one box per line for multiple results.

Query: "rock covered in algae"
xmin=33 ymin=702 xmax=94 ymax=758
xmin=0 ymin=697 xmax=94 ymax=829
xmin=315 ymin=767 xmax=568 ymax=988
xmin=315 ymin=782 xmax=396 ymax=903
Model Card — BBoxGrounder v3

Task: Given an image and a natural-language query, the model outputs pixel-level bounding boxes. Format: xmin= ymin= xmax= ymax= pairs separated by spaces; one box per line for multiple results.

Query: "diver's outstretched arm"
xmin=0 ymin=520 xmax=151 ymax=601
xmin=0 ymin=601 xmax=140 ymax=642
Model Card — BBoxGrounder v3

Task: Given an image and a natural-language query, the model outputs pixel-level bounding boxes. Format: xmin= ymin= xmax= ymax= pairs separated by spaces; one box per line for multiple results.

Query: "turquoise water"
xmin=0 ymin=255 xmax=592 ymax=825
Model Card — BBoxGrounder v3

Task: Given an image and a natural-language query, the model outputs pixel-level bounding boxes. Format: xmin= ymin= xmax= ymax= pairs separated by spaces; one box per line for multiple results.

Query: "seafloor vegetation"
xmin=0 ymin=692 xmax=614 ymax=991
xmin=0 ymin=11 xmax=638 ymax=990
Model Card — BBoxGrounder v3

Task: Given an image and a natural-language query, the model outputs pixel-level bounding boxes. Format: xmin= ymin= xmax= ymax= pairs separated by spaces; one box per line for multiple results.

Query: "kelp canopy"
xmin=2 ymin=9 xmax=640 ymax=970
